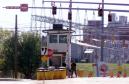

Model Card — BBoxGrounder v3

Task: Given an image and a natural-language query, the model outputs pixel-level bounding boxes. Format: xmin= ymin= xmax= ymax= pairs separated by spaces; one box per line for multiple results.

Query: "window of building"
xmin=59 ymin=35 xmax=67 ymax=43
xmin=49 ymin=35 xmax=57 ymax=43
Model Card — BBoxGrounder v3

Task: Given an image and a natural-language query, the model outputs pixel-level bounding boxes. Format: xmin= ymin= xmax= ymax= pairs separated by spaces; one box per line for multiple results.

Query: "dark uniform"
xmin=71 ymin=62 xmax=77 ymax=77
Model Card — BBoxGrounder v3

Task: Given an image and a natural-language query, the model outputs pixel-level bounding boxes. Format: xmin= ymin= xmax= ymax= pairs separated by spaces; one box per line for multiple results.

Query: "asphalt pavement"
xmin=0 ymin=77 xmax=129 ymax=84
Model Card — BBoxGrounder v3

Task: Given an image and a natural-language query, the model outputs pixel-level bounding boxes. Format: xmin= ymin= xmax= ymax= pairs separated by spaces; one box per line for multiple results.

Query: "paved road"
xmin=0 ymin=77 xmax=129 ymax=84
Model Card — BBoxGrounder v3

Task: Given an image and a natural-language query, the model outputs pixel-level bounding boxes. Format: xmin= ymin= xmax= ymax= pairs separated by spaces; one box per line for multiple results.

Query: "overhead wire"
xmin=42 ymin=1 xmax=129 ymax=6
xmin=30 ymin=0 xmax=38 ymax=31
xmin=58 ymin=3 xmax=63 ymax=20
xmin=74 ymin=6 xmax=79 ymax=42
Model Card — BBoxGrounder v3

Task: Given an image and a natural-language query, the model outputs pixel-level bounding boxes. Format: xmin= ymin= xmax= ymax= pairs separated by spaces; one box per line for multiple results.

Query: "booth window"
xmin=49 ymin=35 xmax=57 ymax=43
xmin=59 ymin=35 xmax=67 ymax=43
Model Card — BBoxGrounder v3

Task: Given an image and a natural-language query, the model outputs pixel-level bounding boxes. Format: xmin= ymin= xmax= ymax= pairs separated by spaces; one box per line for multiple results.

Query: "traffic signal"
xmin=52 ymin=6 xmax=57 ymax=15
xmin=108 ymin=13 xmax=112 ymax=22
xmin=98 ymin=8 xmax=103 ymax=16
xmin=68 ymin=12 xmax=72 ymax=20
xmin=98 ymin=4 xmax=103 ymax=16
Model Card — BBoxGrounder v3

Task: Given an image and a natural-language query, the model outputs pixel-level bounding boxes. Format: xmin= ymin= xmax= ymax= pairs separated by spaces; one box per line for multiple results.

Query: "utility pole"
xmin=101 ymin=0 xmax=104 ymax=62
xmin=96 ymin=0 xmax=105 ymax=77
xmin=14 ymin=15 xmax=18 ymax=78
xmin=68 ymin=0 xmax=72 ymax=68
xmin=65 ymin=0 xmax=72 ymax=74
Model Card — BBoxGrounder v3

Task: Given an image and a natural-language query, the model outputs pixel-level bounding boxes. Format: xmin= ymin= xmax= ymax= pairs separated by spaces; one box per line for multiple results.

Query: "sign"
xmin=5 ymin=4 xmax=28 ymax=12
xmin=41 ymin=47 xmax=48 ymax=55
xmin=20 ymin=4 xmax=28 ymax=12
xmin=48 ymin=48 xmax=53 ymax=57
xmin=41 ymin=55 xmax=49 ymax=62
xmin=41 ymin=47 xmax=53 ymax=57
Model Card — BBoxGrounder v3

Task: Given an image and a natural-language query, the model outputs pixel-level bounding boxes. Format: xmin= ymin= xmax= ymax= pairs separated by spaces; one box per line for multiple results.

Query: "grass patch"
xmin=77 ymin=63 xmax=129 ymax=76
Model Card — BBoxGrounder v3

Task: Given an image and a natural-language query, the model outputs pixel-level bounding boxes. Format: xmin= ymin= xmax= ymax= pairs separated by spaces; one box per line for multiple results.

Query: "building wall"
xmin=71 ymin=43 xmax=84 ymax=62
xmin=47 ymin=30 xmax=70 ymax=52
xmin=48 ymin=43 xmax=67 ymax=52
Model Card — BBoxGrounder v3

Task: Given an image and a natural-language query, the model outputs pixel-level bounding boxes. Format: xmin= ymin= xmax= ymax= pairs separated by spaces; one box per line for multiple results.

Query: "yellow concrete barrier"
xmin=53 ymin=69 xmax=60 ymax=79
xmin=44 ymin=70 xmax=54 ymax=80
xmin=59 ymin=69 xmax=66 ymax=79
xmin=37 ymin=70 xmax=45 ymax=80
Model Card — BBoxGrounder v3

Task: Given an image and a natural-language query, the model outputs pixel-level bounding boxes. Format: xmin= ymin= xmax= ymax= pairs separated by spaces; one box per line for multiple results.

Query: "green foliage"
xmin=3 ymin=36 xmax=16 ymax=71
xmin=2 ymin=32 xmax=41 ymax=78
xmin=0 ymin=29 xmax=12 ymax=59
xmin=0 ymin=29 xmax=12 ymax=43
xmin=77 ymin=63 xmax=93 ymax=71
xmin=18 ymin=32 xmax=41 ymax=78
xmin=0 ymin=59 xmax=5 ymax=70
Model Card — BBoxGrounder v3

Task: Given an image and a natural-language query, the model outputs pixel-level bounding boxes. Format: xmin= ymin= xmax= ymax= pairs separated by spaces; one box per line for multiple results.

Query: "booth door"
xmin=50 ymin=56 xmax=61 ymax=68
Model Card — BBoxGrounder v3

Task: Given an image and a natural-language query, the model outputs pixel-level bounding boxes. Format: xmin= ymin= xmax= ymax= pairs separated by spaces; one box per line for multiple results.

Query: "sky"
xmin=0 ymin=0 xmax=129 ymax=31
xmin=0 ymin=0 xmax=32 ymax=30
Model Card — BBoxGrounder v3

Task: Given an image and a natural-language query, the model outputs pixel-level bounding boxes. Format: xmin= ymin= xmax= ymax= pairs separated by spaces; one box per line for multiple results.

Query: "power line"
xmin=43 ymin=1 xmax=129 ymax=6
xmin=29 ymin=7 xmax=129 ymax=12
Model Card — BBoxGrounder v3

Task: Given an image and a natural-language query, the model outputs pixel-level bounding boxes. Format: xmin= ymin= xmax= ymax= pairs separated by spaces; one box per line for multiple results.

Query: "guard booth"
xmin=43 ymin=24 xmax=73 ymax=68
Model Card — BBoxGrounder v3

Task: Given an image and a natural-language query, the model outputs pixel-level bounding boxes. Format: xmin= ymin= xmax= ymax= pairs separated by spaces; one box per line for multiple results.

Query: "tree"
xmin=3 ymin=32 xmax=41 ymax=78
xmin=18 ymin=32 xmax=41 ymax=78
xmin=2 ymin=35 xmax=17 ymax=76
xmin=0 ymin=29 xmax=13 ymax=77
xmin=0 ymin=29 xmax=12 ymax=59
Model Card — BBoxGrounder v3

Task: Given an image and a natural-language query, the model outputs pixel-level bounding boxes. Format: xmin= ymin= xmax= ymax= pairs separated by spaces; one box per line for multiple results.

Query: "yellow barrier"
xmin=59 ymin=69 xmax=66 ymax=79
xmin=37 ymin=69 xmax=66 ymax=80
xmin=37 ymin=70 xmax=45 ymax=80
xmin=44 ymin=70 xmax=54 ymax=80
xmin=53 ymin=69 xmax=60 ymax=79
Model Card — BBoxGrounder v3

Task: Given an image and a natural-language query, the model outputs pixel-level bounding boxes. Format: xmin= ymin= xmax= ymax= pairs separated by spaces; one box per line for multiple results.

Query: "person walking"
xmin=71 ymin=62 xmax=77 ymax=77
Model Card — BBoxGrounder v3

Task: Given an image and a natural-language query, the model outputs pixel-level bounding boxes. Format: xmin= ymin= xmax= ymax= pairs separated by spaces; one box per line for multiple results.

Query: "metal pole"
xmin=68 ymin=0 xmax=72 ymax=69
xmin=101 ymin=0 xmax=104 ymax=61
xmin=96 ymin=0 xmax=105 ymax=77
xmin=14 ymin=15 xmax=18 ymax=78
xmin=66 ymin=0 xmax=72 ymax=73
xmin=69 ymin=1 xmax=72 ymax=52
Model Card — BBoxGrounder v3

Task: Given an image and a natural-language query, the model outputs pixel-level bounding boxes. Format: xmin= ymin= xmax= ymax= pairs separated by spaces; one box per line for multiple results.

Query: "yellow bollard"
xmin=44 ymin=70 xmax=54 ymax=80
xmin=37 ymin=71 xmax=41 ymax=80
xmin=59 ymin=69 xmax=66 ymax=79
xmin=49 ymin=70 xmax=54 ymax=79
xmin=37 ymin=70 xmax=45 ymax=80
xmin=53 ymin=69 xmax=60 ymax=79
